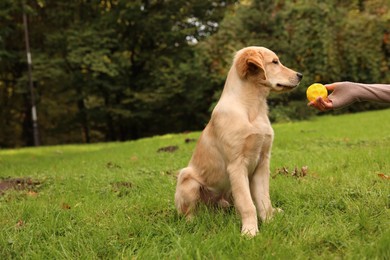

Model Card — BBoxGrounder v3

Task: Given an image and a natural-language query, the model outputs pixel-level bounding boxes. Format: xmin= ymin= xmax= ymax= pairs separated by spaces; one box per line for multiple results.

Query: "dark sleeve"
xmin=328 ymin=82 xmax=390 ymax=109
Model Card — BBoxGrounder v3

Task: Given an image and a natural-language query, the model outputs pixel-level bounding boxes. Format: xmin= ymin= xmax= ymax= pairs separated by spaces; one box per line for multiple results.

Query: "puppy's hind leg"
xmin=175 ymin=167 xmax=201 ymax=220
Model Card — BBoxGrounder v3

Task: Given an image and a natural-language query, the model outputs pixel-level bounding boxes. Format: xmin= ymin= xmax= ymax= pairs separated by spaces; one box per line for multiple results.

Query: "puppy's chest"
xmin=252 ymin=118 xmax=274 ymax=140
xmin=244 ymin=128 xmax=273 ymax=175
xmin=244 ymin=132 xmax=273 ymax=157
xmin=244 ymin=121 xmax=274 ymax=157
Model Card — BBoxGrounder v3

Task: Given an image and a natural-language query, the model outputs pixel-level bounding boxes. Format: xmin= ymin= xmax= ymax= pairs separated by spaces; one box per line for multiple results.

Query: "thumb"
xmin=324 ymin=84 xmax=336 ymax=92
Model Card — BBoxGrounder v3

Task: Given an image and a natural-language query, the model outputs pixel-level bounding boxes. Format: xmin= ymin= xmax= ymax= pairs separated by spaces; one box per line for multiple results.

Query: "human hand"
xmin=307 ymin=84 xmax=335 ymax=111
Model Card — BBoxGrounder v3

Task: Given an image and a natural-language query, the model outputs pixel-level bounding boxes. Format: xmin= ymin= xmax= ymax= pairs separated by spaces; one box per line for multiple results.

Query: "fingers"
xmin=316 ymin=97 xmax=332 ymax=111
xmin=307 ymin=101 xmax=316 ymax=108
xmin=308 ymin=82 xmax=337 ymax=111
xmin=307 ymin=97 xmax=333 ymax=111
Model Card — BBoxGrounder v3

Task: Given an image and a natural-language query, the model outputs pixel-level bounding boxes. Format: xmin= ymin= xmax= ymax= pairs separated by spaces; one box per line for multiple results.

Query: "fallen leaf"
xmin=16 ymin=220 xmax=24 ymax=228
xmin=273 ymin=166 xmax=311 ymax=179
xmin=27 ymin=191 xmax=38 ymax=197
xmin=61 ymin=203 xmax=71 ymax=210
xmin=291 ymin=166 xmax=299 ymax=177
xmin=378 ymin=173 xmax=390 ymax=180
xmin=301 ymin=166 xmax=308 ymax=177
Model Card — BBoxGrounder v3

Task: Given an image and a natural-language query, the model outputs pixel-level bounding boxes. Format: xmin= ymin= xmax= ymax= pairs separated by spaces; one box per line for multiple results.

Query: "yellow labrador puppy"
xmin=175 ymin=46 xmax=302 ymax=236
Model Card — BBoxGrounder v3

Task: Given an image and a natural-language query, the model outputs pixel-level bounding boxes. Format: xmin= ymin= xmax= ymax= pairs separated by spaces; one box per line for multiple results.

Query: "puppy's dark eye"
xmin=272 ymin=60 xmax=279 ymax=64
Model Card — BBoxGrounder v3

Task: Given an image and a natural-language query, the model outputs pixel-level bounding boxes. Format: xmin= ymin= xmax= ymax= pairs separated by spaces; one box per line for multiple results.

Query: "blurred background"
xmin=0 ymin=0 xmax=389 ymax=148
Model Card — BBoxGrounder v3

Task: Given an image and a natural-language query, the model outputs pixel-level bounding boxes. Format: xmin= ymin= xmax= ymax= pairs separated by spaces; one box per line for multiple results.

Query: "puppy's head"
xmin=235 ymin=46 xmax=302 ymax=93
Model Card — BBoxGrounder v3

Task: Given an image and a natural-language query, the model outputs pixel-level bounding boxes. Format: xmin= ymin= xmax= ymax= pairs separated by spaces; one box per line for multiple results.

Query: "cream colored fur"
xmin=175 ymin=46 xmax=302 ymax=236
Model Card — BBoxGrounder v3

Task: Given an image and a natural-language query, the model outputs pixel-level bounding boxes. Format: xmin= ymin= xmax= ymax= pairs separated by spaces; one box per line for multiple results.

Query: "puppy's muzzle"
xmin=277 ymin=73 xmax=303 ymax=89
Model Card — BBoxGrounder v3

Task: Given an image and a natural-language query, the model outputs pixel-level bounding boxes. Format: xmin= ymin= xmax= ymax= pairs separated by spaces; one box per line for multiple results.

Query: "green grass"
xmin=1 ymin=109 xmax=389 ymax=259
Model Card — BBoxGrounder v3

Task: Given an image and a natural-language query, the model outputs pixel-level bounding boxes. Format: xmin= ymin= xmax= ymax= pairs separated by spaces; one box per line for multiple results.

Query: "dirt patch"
xmin=157 ymin=145 xmax=178 ymax=153
xmin=184 ymin=138 xmax=197 ymax=143
xmin=111 ymin=181 xmax=134 ymax=197
xmin=111 ymin=181 xmax=133 ymax=189
xmin=0 ymin=177 xmax=41 ymax=195
xmin=106 ymin=162 xmax=122 ymax=169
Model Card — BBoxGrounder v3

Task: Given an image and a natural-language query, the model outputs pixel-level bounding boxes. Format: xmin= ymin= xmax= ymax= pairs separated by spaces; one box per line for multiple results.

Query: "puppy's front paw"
xmin=260 ymin=207 xmax=283 ymax=222
xmin=272 ymin=207 xmax=283 ymax=215
xmin=241 ymin=225 xmax=258 ymax=237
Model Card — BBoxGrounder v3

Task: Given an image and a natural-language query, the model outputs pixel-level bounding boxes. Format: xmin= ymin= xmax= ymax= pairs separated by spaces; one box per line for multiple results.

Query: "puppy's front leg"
xmin=228 ymin=161 xmax=258 ymax=236
xmin=250 ymin=171 xmax=272 ymax=222
xmin=250 ymin=151 xmax=274 ymax=222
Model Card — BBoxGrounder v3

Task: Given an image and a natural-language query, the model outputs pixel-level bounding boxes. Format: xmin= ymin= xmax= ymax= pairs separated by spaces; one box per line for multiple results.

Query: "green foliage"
xmin=0 ymin=110 xmax=389 ymax=258
xmin=0 ymin=0 xmax=389 ymax=147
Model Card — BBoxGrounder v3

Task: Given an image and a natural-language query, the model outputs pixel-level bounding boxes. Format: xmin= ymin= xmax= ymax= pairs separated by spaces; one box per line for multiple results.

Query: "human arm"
xmin=308 ymin=82 xmax=390 ymax=111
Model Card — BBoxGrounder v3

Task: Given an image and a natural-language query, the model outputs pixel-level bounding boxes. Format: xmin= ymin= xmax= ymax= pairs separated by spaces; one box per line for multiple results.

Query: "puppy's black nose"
xmin=297 ymin=72 xmax=303 ymax=79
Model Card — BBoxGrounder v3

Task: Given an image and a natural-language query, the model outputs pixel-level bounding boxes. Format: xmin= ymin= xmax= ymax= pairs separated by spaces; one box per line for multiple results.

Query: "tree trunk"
xmin=76 ymin=92 xmax=90 ymax=143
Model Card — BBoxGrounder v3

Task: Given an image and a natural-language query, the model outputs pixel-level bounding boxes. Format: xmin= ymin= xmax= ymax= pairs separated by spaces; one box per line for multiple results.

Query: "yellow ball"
xmin=306 ymin=83 xmax=328 ymax=102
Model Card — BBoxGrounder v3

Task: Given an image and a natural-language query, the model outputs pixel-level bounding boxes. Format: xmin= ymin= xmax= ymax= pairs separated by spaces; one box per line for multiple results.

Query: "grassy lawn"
xmin=1 ymin=109 xmax=389 ymax=259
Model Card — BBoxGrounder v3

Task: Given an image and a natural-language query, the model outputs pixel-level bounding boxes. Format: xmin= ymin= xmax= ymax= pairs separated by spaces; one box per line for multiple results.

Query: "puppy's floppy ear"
xmin=236 ymin=49 xmax=266 ymax=80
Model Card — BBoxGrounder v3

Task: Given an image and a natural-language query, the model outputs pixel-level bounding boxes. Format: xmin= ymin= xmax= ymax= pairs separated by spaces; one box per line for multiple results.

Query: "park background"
xmin=0 ymin=0 xmax=389 ymax=148
xmin=1 ymin=1 xmax=389 ymax=258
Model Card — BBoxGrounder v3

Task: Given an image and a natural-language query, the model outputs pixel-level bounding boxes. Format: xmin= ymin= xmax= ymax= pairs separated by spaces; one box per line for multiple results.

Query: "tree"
xmin=0 ymin=0 xmax=235 ymax=147
xmin=100 ymin=0 xmax=236 ymax=139
xmin=0 ymin=0 xmax=31 ymax=147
